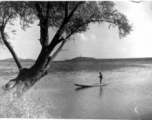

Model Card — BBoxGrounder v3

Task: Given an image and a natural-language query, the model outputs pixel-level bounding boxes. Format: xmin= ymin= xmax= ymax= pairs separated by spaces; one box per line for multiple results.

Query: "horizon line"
xmin=1 ymin=56 xmax=152 ymax=61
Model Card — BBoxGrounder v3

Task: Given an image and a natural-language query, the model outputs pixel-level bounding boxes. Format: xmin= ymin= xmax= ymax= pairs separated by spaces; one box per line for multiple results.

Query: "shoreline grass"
xmin=0 ymin=89 xmax=53 ymax=118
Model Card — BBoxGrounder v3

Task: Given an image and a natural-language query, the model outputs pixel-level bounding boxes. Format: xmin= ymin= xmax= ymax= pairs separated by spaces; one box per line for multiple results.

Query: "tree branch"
xmin=57 ymin=20 xmax=104 ymax=43
xmin=2 ymin=6 xmax=9 ymax=26
xmin=0 ymin=27 xmax=22 ymax=70
xmin=44 ymin=39 xmax=67 ymax=69
xmin=35 ymin=3 xmax=50 ymax=47
xmin=3 ymin=13 xmax=13 ymax=28
xmin=51 ymin=39 xmax=66 ymax=61
xmin=0 ymin=6 xmax=22 ymax=70
xmin=48 ymin=2 xmax=84 ymax=50
xmin=35 ymin=2 xmax=44 ymax=19
xmin=66 ymin=2 xmax=84 ymax=22
xmin=65 ymin=2 xmax=68 ymax=19
xmin=58 ymin=17 xmax=119 ymax=43
xmin=46 ymin=2 xmax=50 ymax=16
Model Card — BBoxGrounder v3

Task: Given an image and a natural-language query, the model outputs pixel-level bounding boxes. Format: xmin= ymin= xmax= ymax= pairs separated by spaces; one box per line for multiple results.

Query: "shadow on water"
xmin=75 ymin=86 xmax=93 ymax=91
xmin=75 ymin=86 xmax=103 ymax=97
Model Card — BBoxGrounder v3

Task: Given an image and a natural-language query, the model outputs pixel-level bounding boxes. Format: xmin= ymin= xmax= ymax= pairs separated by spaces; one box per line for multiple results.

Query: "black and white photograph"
xmin=0 ymin=0 xmax=152 ymax=119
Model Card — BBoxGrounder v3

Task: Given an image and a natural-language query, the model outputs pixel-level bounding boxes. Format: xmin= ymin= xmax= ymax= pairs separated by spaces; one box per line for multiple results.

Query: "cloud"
xmin=90 ymin=34 xmax=96 ymax=40
xmin=78 ymin=33 xmax=88 ymax=41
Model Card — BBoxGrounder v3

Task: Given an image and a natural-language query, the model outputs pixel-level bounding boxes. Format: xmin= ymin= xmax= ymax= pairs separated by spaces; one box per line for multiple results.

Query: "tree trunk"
xmin=2 ymin=47 xmax=50 ymax=97
xmin=4 ymin=67 xmax=45 ymax=95
xmin=3 ymin=67 xmax=48 ymax=98
xmin=1 ymin=3 xmax=63 ymax=97
xmin=2 ymin=37 xmax=64 ymax=98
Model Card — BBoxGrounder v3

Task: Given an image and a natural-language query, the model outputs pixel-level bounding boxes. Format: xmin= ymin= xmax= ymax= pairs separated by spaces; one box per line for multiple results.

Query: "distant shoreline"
xmin=0 ymin=58 xmax=35 ymax=62
xmin=1 ymin=56 xmax=152 ymax=63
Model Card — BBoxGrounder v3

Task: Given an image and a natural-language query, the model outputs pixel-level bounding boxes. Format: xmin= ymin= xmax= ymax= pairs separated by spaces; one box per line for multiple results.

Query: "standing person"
xmin=99 ymin=72 xmax=103 ymax=84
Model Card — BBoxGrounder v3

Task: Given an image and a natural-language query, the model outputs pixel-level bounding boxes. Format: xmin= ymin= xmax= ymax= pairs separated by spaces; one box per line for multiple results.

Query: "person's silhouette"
xmin=99 ymin=72 xmax=103 ymax=84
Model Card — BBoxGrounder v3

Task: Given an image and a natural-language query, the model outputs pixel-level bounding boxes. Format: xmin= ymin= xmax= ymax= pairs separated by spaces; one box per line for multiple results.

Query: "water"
xmin=1 ymin=61 xmax=152 ymax=119
xmin=32 ymin=67 xmax=152 ymax=119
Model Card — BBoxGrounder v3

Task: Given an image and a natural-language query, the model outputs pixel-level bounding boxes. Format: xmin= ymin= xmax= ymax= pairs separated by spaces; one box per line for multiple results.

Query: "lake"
xmin=1 ymin=61 xmax=152 ymax=119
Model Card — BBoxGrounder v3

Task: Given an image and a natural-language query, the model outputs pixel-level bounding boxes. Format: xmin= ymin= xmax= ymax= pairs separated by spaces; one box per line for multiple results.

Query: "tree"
xmin=0 ymin=1 xmax=132 ymax=97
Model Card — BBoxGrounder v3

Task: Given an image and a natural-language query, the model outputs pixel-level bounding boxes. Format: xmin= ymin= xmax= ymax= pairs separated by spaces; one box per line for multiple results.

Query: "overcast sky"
xmin=1 ymin=1 xmax=152 ymax=60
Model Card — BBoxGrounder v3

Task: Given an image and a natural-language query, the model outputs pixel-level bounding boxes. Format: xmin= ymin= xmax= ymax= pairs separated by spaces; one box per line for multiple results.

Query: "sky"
xmin=1 ymin=1 xmax=152 ymax=61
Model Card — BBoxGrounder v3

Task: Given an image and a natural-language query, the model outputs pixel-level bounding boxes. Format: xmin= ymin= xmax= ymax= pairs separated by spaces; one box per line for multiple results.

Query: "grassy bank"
xmin=0 ymin=89 xmax=53 ymax=118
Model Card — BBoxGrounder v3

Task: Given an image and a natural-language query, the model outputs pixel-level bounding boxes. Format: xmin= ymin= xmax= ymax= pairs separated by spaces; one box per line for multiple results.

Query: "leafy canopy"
xmin=0 ymin=1 xmax=132 ymax=45
xmin=32 ymin=1 xmax=132 ymax=40
xmin=0 ymin=1 xmax=37 ymax=46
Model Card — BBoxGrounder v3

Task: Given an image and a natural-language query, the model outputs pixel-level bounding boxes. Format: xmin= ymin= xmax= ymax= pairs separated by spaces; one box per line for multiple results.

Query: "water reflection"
xmin=75 ymin=86 xmax=93 ymax=91
xmin=99 ymin=86 xmax=103 ymax=97
xmin=75 ymin=86 xmax=104 ymax=99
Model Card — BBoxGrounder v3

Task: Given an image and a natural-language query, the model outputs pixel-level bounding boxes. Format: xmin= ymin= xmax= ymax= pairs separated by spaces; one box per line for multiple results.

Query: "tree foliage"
xmin=32 ymin=1 xmax=132 ymax=42
xmin=0 ymin=2 xmax=36 ymax=46
xmin=0 ymin=1 xmax=132 ymax=48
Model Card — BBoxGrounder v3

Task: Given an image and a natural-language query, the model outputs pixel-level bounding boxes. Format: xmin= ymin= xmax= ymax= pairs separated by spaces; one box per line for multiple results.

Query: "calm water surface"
xmin=1 ymin=62 xmax=152 ymax=119
xmin=31 ymin=70 xmax=152 ymax=119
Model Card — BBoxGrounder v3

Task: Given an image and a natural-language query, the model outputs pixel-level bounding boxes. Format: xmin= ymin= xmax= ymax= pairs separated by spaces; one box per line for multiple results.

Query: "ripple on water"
xmin=32 ymin=70 xmax=152 ymax=119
